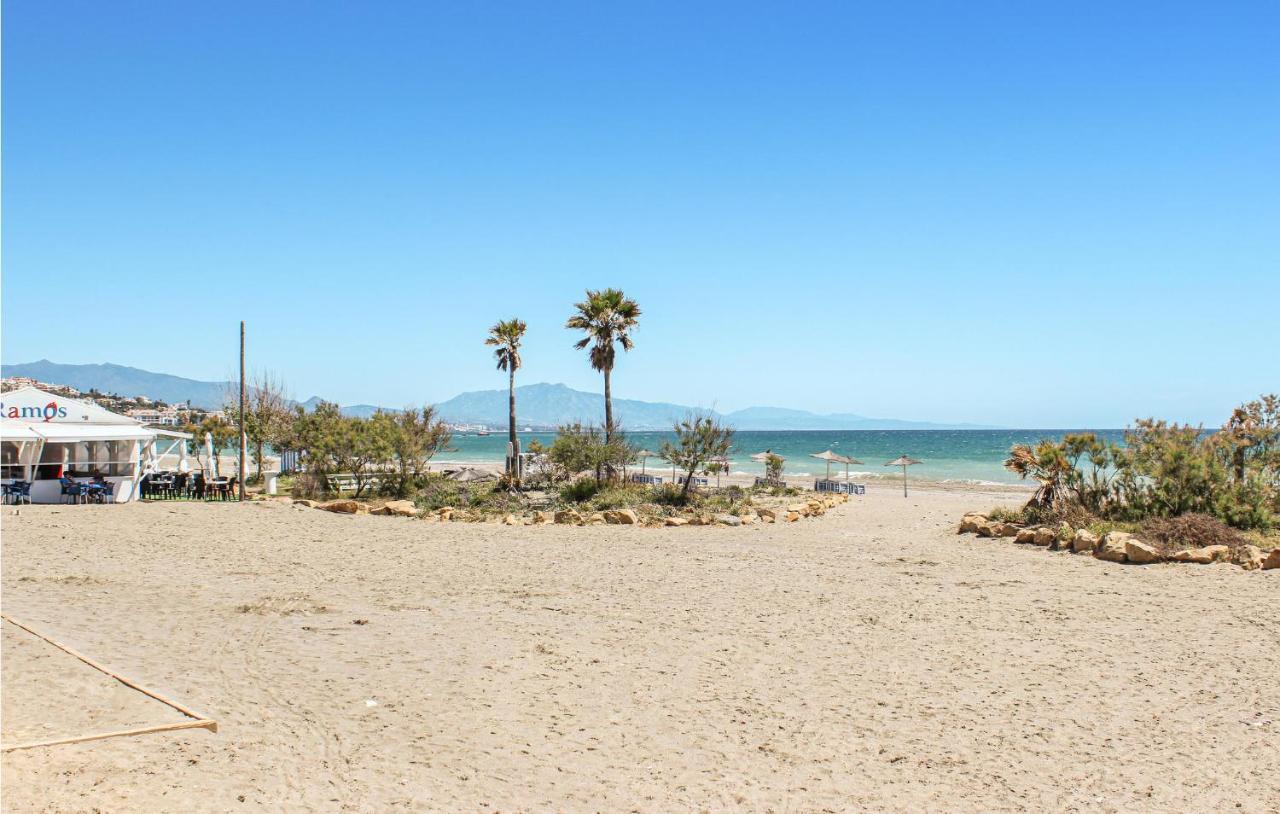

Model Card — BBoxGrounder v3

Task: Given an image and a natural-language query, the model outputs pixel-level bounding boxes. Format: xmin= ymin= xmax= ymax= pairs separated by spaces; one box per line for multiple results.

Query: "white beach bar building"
xmin=0 ymin=387 xmax=192 ymax=503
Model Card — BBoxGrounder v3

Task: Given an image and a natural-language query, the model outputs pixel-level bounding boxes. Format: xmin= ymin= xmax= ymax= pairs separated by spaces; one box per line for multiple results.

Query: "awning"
xmin=25 ymin=424 xmax=157 ymax=441
xmin=0 ymin=423 xmax=44 ymax=441
xmin=153 ymin=428 xmax=195 ymax=440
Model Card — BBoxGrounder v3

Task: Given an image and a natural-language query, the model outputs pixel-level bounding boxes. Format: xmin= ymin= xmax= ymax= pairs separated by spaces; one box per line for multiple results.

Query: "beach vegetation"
xmin=565 ymin=288 xmax=640 ymax=443
xmin=285 ymin=401 xmax=451 ymax=498
xmin=545 ymin=423 xmax=632 ymax=484
xmin=660 ymin=414 xmax=736 ymax=501
xmin=1004 ymin=395 xmax=1280 ymax=531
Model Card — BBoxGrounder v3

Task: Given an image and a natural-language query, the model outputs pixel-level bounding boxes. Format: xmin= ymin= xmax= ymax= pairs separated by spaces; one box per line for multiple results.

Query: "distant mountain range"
xmin=3 ymin=360 xmax=234 ymax=409
xmin=2 ymin=360 xmax=995 ymax=430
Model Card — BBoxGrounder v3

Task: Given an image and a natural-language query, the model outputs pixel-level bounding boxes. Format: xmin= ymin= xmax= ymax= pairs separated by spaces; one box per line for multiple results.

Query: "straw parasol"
xmin=634 ymin=449 xmax=658 ymax=475
xmin=447 ymin=467 xmax=495 ymax=483
xmin=810 ymin=449 xmax=863 ymax=482
xmin=884 ymin=454 xmax=922 ymax=497
xmin=751 ymin=450 xmax=785 ymax=483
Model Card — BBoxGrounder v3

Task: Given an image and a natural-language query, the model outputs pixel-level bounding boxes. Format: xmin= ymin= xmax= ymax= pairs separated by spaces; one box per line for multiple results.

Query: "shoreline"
xmin=426 ymin=458 xmax=1037 ymax=494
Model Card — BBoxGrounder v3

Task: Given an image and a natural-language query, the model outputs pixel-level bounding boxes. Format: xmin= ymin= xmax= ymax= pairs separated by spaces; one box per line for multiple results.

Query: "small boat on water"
xmin=475 ymin=429 xmax=490 ymax=436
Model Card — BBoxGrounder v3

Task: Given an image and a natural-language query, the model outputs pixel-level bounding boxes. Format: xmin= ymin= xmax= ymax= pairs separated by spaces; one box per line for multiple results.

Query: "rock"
xmin=757 ymin=507 xmax=778 ymax=521
xmin=1170 ymin=545 xmax=1231 ymax=564
xmin=1014 ymin=528 xmax=1038 ymax=544
xmin=554 ymin=509 xmax=582 ymax=525
xmin=603 ymin=509 xmax=639 ymax=525
xmin=320 ymin=500 xmax=366 ymax=515
xmin=785 ymin=511 xmax=801 ymax=523
xmin=787 ymin=503 xmax=810 ymax=517
xmin=1263 ymin=549 xmax=1280 ymax=570
xmin=436 ymin=506 xmax=455 ymax=522
xmin=373 ymin=499 xmax=417 ymax=517
xmin=1124 ymin=539 xmax=1163 ymax=564
xmin=714 ymin=514 xmax=742 ymax=527
xmin=1033 ymin=527 xmax=1056 ymax=547
xmin=739 ymin=513 xmax=756 ymax=525
xmin=588 ymin=512 xmax=606 ymax=525
xmin=1072 ymin=529 xmax=1099 ymax=554
xmin=1095 ymin=531 xmax=1131 ymax=563
xmin=1235 ymin=545 xmax=1264 ymax=571
xmin=975 ymin=521 xmax=998 ymax=538
xmin=501 ymin=514 xmax=518 ymax=526
xmin=664 ymin=517 xmax=688 ymax=526
xmin=531 ymin=510 xmax=554 ymax=525
xmin=994 ymin=522 xmax=1020 ymax=538
xmin=294 ymin=499 xmax=318 ymax=508
xmin=759 ymin=513 xmax=776 ymax=524
xmin=959 ymin=513 xmax=988 ymax=534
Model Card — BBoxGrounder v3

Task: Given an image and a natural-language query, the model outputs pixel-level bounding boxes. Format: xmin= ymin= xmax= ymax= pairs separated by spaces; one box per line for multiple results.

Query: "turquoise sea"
xmin=436 ymin=429 xmax=1129 ymax=486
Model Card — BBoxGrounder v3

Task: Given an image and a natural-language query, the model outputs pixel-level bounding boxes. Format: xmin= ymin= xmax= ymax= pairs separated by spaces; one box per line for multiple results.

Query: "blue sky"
xmin=4 ymin=1 xmax=1277 ymax=427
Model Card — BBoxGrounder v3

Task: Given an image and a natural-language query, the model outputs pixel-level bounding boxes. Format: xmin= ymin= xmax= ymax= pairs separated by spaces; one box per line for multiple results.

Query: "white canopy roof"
xmin=0 ymin=423 xmax=43 ymax=440
xmin=0 ymin=387 xmax=188 ymax=441
xmin=2 ymin=386 xmax=146 ymax=426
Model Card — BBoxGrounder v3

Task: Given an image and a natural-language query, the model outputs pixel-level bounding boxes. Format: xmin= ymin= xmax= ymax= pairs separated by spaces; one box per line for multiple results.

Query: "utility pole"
xmin=239 ymin=321 xmax=247 ymax=502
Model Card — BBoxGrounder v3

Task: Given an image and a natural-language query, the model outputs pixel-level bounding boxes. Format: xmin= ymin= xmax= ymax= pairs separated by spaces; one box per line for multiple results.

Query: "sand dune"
xmin=2 ymin=486 xmax=1276 ymax=812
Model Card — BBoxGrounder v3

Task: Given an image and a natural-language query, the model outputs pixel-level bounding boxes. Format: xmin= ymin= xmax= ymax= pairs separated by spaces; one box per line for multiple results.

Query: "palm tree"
xmin=485 ymin=318 xmax=527 ymax=479
xmin=565 ymin=288 xmax=641 ymax=441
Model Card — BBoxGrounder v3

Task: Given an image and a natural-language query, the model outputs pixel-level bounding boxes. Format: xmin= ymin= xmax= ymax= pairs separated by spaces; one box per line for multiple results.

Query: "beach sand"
xmin=2 ymin=484 xmax=1277 ymax=812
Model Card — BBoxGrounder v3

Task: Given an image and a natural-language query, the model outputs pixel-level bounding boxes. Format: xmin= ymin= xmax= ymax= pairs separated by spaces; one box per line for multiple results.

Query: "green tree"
xmin=484 ymin=318 xmax=527 ymax=483
xmin=547 ymin=423 xmax=632 ymax=484
xmin=383 ymin=406 xmax=453 ymax=497
xmin=565 ymin=288 xmax=641 ymax=442
xmin=661 ymin=414 xmax=735 ymax=500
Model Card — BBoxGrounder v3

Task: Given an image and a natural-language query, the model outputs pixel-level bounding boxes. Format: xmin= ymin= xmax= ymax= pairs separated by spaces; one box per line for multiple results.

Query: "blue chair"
xmin=3 ymin=481 xmax=31 ymax=505
xmin=60 ymin=478 xmax=87 ymax=504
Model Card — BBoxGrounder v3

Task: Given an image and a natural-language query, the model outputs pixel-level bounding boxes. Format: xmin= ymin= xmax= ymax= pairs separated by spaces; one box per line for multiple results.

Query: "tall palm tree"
xmin=485 ymin=318 xmax=527 ymax=479
xmin=565 ymin=288 xmax=641 ymax=441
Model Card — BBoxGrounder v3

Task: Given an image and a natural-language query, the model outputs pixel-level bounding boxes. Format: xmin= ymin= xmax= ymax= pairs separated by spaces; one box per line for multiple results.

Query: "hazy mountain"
xmin=435 ymin=383 xmax=699 ymax=430
xmin=2 ymin=359 xmax=232 ymax=409
xmin=3 ymin=360 xmax=995 ymax=429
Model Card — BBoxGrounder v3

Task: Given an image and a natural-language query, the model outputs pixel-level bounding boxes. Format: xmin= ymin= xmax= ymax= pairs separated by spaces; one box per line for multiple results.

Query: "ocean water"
xmin=436 ymin=429 xmax=1129 ymax=486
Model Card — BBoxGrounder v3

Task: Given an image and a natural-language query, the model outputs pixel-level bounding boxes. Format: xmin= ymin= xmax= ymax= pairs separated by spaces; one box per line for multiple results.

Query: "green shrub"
xmin=560 ymin=477 xmax=601 ymax=503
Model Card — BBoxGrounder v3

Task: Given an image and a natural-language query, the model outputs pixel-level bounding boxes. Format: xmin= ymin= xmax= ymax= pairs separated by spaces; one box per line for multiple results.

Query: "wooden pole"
xmin=3 ymin=719 xmax=217 ymax=753
xmin=902 ymin=460 xmax=908 ymax=497
xmin=239 ymin=321 xmax=247 ymax=501
xmin=0 ymin=613 xmax=218 ymax=751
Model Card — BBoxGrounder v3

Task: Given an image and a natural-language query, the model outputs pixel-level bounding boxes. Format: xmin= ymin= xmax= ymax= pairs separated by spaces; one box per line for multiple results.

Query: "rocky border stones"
xmin=957 ymin=513 xmax=1278 ymax=571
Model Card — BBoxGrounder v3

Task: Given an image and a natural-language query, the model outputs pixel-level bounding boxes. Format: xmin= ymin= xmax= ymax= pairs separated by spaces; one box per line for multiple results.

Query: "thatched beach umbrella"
xmin=884 ymin=454 xmax=922 ymax=497
xmin=448 ymin=467 xmax=495 ymax=483
xmin=811 ymin=449 xmax=863 ymax=482
xmin=634 ymin=449 xmax=658 ymax=475
xmin=751 ymin=450 xmax=785 ymax=483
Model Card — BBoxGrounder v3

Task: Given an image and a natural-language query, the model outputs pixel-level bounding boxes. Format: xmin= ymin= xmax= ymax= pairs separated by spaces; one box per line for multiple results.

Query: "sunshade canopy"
xmin=750 ymin=451 xmax=785 ymax=462
xmin=811 ymin=450 xmax=864 ymax=465
xmin=633 ymin=449 xmax=659 ymax=458
xmin=884 ymin=455 xmax=923 ymax=467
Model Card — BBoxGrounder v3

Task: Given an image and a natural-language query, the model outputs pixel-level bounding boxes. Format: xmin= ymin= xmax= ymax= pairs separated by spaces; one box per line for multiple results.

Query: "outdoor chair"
xmin=60 ymin=478 xmax=88 ymax=504
xmin=3 ymin=481 xmax=32 ymax=505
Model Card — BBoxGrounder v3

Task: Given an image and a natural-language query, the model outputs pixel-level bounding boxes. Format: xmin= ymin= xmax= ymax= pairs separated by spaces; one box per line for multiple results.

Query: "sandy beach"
xmin=2 ymin=483 xmax=1277 ymax=812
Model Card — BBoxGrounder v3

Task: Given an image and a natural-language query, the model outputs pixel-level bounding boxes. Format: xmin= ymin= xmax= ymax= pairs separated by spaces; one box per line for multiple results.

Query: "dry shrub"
xmin=1139 ymin=513 xmax=1246 ymax=555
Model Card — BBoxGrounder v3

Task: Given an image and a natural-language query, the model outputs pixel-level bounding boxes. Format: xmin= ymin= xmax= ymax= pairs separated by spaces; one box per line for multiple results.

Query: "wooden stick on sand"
xmin=0 ymin=613 xmax=218 ymax=752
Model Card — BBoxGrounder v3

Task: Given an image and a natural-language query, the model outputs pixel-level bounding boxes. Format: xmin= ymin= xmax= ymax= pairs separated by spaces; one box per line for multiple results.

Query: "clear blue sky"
xmin=4 ymin=1 xmax=1277 ymax=427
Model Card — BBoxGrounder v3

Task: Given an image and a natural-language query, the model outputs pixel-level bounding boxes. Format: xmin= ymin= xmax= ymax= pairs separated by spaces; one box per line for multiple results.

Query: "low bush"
xmin=986 ymin=506 xmax=1027 ymax=524
xmin=560 ymin=478 xmax=601 ymax=503
xmin=1139 ymin=513 xmax=1247 ymax=554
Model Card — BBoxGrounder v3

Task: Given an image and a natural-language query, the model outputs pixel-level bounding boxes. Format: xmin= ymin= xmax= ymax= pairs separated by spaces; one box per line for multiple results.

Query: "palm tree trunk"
xmin=603 ymin=366 xmax=614 ymax=442
xmin=508 ymin=366 xmax=518 ymax=480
